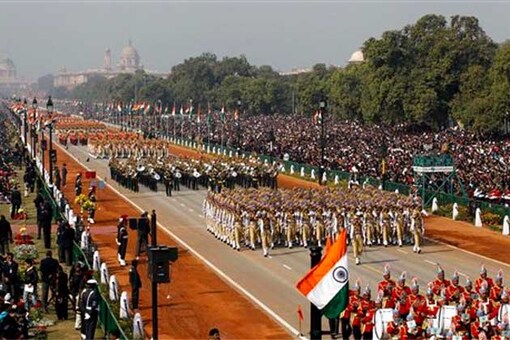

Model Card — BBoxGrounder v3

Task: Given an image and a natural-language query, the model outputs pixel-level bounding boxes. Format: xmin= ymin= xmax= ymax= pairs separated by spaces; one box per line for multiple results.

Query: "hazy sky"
xmin=1 ymin=0 xmax=510 ymax=80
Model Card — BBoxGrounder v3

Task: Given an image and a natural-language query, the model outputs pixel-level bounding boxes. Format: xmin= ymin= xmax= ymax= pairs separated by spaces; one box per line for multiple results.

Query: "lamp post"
xmin=31 ymin=97 xmax=38 ymax=158
xmin=23 ymin=99 xmax=28 ymax=146
xmin=318 ymin=98 xmax=327 ymax=185
xmin=309 ymin=246 xmax=323 ymax=339
xmin=47 ymin=96 xmax=54 ymax=183
xmin=236 ymin=100 xmax=242 ymax=156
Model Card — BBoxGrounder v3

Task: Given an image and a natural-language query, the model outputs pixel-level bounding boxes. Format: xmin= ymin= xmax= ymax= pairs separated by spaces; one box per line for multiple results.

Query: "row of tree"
xmin=50 ymin=14 xmax=510 ymax=135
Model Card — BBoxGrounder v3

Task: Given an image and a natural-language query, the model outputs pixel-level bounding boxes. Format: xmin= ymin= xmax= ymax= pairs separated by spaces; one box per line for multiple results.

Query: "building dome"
xmin=118 ymin=41 xmax=140 ymax=72
xmin=348 ymin=50 xmax=364 ymax=63
xmin=0 ymin=57 xmax=17 ymax=83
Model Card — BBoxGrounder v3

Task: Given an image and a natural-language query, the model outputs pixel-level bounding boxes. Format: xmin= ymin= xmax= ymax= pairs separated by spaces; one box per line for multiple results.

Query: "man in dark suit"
xmin=10 ymin=186 xmax=21 ymax=219
xmin=39 ymin=250 xmax=59 ymax=312
xmin=61 ymin=163 xmax=68 ymax=187
xmin=0 ymin=215 xmax=13 ymax=255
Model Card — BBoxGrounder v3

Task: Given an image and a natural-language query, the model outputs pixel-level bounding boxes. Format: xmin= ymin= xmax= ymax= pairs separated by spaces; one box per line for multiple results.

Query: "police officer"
xmin=116 ymin=216 xmax=128 ymax=266
xmin=80 ymin=279 xmax=99 ymax=340
xmin=129 ymin=259 xmax=142 ymax=311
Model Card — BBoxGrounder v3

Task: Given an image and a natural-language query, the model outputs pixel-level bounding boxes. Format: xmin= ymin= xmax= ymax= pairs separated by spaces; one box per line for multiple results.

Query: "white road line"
xmin=283 ymin=264 xmax=292 ymax=271
xmin=57 ymin=144 xmax=303 ymax=338
xmin=397 ymin=249 xmax=408 ymax=254
xmin=424 ymin=260 xmax=437 ymax=266
xmin=458 ymin=272 xmax=467 ymax=277
xmin=179 ymin=203 xmax=186 ymax=207
xmin=188 ymin=208 xmax=194 ymax=212
xmin=198 ymin=214 xmax=204 ymax=218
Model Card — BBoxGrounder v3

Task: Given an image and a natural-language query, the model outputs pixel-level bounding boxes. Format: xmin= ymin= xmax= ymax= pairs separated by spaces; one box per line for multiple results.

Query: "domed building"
xmin=348 ymin=50 xmax=364 ymax=64
xmin=0 ymin=56 xmax=17 ymax=84
xmin=118 ymin=40 xmax=140 ymax=72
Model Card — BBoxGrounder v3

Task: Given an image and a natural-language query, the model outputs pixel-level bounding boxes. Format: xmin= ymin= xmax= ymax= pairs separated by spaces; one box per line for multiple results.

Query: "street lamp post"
xmin=236 ymin=100 xmax=242 ymax=156
xmin=309 ymin=246 xmax=323 ymax=339
xmin=47 ymin=96 xmax=54 ymax=183
xmin=318 ymin=98 xmax=327 ymax=185
xmin=31 ymin=97 xmax=38 ymax=158
xmin=23 ymin=99 xmax=28 ymax=147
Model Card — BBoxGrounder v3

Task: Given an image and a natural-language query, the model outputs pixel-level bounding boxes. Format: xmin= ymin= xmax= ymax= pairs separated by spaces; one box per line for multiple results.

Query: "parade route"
xmin=59 ymin=141 xmax=510 ymax=337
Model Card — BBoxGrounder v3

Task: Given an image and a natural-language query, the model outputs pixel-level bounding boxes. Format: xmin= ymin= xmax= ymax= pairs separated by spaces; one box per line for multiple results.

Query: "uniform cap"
xmin=87 ymin=279 xmax=98 ymax=285
xmin=480 ymin=264 xmax=487 ymax=275
xmin=383 ymin=264 xmax=391 ymax=276
xmin=399 ymin=271 xmax=407 ymax=282
xmin=436 ymin=263 xmax=444 ymax=275
xmin=452 ymin=271 xmax=459 ymax=281
xmin=496 ymin=269 xmax=503 ymax=282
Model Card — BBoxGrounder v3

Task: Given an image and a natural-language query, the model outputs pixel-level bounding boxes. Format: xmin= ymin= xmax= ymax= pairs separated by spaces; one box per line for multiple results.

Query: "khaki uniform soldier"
xmin=285 ymin=209 xmax=295 ymax=249
xmin=301 ymin=209 xmax=311 ymax=248
xmin=363 ymin=207 xmax=374 ymax=246
xmin=248 ymin=212 xmax=257 ymax=250
xmin=411 ymin=208 xmax=423 ymax=254
xmin=233 ymin=211 xmax=242 ymax=251
xmin=315 ymin=211 xmax=325 ymax=247
xmin=352 ymin=214 xmax=364 ymax=265
xmin=381 ymin=209 xmax=390 ymax=247
xmin=395 ymin=210 xmax=405 ymax=247
xmin=258 ymin=210 xmax=271 ymax=257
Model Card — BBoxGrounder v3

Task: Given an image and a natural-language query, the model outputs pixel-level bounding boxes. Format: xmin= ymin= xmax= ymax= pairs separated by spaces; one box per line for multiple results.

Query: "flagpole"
xmin=309 ymin=246 xmax=323 ymax=340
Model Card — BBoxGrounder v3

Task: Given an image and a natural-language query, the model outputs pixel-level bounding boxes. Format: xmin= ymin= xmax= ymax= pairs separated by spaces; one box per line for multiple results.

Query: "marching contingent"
xmin=49 ymin=114 xmax=510 ymax=339
xmin=203 ymin=187 xmax=424 ymax=260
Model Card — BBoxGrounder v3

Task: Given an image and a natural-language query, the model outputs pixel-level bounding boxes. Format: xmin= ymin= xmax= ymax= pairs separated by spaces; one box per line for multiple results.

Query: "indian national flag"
xmin=296 ymin=229 xmax=349 ymax=319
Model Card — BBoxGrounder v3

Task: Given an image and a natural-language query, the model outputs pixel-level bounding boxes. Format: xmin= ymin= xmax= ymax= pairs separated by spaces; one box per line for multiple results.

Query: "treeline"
xmin=61 ymin=14 xmax=510 ymax=135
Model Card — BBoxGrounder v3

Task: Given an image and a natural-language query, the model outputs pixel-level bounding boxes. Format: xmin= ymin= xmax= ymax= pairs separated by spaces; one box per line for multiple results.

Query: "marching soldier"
xmin=411 ymin=206 xmax=423 ymax=253
xmin=164 ymin=170 xmax=173 ymax=197
xmin=351 ymin=213 xmax=363 ymax=265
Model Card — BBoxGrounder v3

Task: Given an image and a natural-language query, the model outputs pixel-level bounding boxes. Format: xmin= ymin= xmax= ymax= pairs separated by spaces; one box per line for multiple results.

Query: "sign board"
xmin=85 ymin=171 xmax=96 ymax=179
xmin=413 ymin=166 xmax=454 ymax=173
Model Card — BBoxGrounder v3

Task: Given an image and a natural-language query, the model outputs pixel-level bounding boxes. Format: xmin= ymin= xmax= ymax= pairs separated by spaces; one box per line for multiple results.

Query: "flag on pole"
xmin=197 ymin=104 xmax=201 ymax=123
xmin=144 ymin=103 xmax=151 ymax=115
xmin=297 ymin=305 xmax=304 ymax=321
xmin=171 ymin=104 xmax=176 ymax=116
xmin=207 ymin=103 xmax=212 ymax=126
xmin=234 ymin=108 xmax=239 ymax=121
xmin=296 ymin=229 xmax=349 ymax=319
xmin=220 ymin=106 xmax=225 ymax=123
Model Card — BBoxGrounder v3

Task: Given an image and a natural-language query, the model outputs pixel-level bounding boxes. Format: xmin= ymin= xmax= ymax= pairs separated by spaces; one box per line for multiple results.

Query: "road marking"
xmin=424 ymin=260 xmax=437 ymax=266
xmin=198 ymin=214 xmax=204 ymax=218
xmin=397 ymin=249 xmax=408 ymax=254
xmin=57 ymin=144 xmax=303 ymax=338
xmin=180 ymin=203 xmax=186 ymax=207
xmin=188 ymin=208 xmax=194 ymax=212
xmin=283 ymin=264 xmax=292 ymax=271
xmin=458 ymin=272 xmax=467 ymax=277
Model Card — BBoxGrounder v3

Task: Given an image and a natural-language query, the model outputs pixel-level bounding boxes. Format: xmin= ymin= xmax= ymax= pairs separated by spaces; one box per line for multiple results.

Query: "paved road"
xmin=62 ymin=142 xmax=510 ymax=336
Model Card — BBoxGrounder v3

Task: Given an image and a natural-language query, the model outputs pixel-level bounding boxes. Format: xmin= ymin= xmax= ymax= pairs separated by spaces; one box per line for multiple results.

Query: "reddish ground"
xmin=169 ymin=143 xmax=510 ymax=265
xmin=52 ymin=142 xmax=291 ymax=339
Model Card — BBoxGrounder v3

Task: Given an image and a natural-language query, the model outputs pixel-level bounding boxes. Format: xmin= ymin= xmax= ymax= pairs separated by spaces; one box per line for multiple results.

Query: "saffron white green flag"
xmin=296 ymin=229 xmax=349 ymax=318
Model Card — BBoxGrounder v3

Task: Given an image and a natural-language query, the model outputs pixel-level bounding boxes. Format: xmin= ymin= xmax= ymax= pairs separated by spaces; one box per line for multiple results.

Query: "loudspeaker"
xmin=147 ymin=246 xmax=178 ymax=283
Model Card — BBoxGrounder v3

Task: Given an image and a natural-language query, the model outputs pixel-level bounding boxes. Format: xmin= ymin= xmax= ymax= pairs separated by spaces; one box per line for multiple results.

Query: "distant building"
xmin=0 ymin=56 xmax=26 ymax=94
xmin=278 ymin=67 xmax=312 ymax=76
xmin=54 ymin=41 xmax=166 ymax=90
xmin=348 ymin=50 xmax=364 ymax=64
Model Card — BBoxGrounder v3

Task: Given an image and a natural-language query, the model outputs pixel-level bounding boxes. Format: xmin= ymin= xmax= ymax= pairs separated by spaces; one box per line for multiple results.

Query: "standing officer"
xmin=116 ymin=216 xmax=128 ymax=266
xmin=61 ymin=163 xmax=68 ymax=187
xmin=75 ymin=173 xmax=82 ymax=197
xmin=135 ymin=212 xmax=149 ymax=259
xmin=80 ymin=279 xmax=99 ymax=340
xmin=129 ymin=259 xmax=142 ymax=311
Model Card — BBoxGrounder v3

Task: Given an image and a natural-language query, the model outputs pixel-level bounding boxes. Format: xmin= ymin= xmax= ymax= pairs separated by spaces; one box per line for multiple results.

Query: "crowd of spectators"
xmin=160 ymin=114 xmax=510 ymax=202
